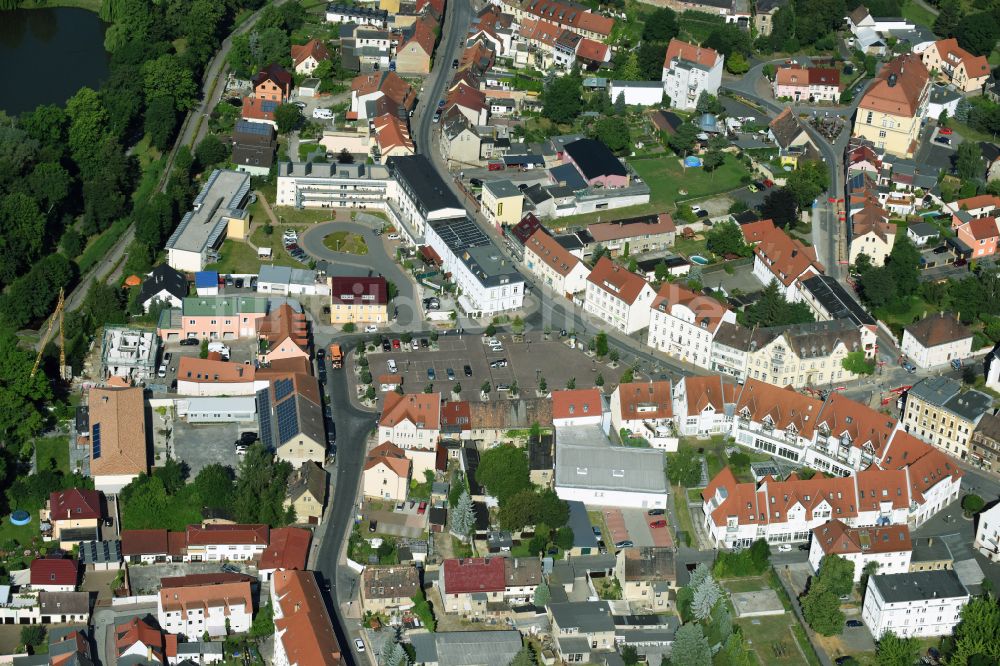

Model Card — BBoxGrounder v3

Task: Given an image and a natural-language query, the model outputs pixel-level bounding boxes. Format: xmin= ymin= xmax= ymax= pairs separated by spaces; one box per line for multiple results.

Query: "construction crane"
xmin=31 ymin=288 xmax=67 ymax=379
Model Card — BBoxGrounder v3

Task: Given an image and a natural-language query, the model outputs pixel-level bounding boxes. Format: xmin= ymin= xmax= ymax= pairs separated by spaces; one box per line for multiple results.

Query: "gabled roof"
xmin=575 ymin=38 xmax=609 ymax=63
xmin=586 ymin=256 xmax=650 ymax=305
xmin=740 ymin=218 xmax=776 ymax=244
xmin=680 ymin=375 xmax=735 ymax=417
xmin=403 ymin=16 xmax=437 ymax=56
xmin=588 ymin=214 xmax=675 ymax=242
xmin=257 ymin=303 xmax=309 ymax=351
xmin=254 ymin=63 xmax=293 ymax=91
xmin=364 ymin=441 xmax=411 ymax=478
xmin=186 ymin=523 xmax=269 ymax=547
xmin=273 ymin=570 xmax=342 ymax=665
xmin=88 ymin=386 xmax=148 ymax=478
xmin=734 ymin=378 xmax=822 ymax=439
xmin=878 ymin=430 xmax=963 ymax=503
xmin=812 ymin=519 xmax=911 ymax=555
xmin=953 ymin=194 xmax=1000 ymax=212
xmin=930 ymin=38 xmax=990 ymax=80
xmin=815 ymin=392 xmax=896 ymax=457
xmin=49 ymin=488 xmax=102 ymax=522
xmin=651 ymin=283 xmax=731 ymax=334
xmin=291 ymin=39 xmax=330 ymax=67
xmin=286 ymin=461 xmax=327 ymax=505
xmin=961 ymin=216 xmax=999 ymax=241
xmin=446 ymin=82 xmax=488 ymax=113
xmin=30 ymin=558 xmax=78 ymax=587
xmin=380 ymin=392 xmax=442 ymax=430
xmin=373 ymin=113 xmax=414 ymax=154
xmin=904 ymin=312 xmax=973 ymax=348
xmin=852 ymin=205 xmax=895 ymax=243
xmin=116 ymin=616 xmax=167 ymax=661
xmin=551 ymin=388 xmax=603 ymax=420
xmin=442 ymin=557 xmax=506 ymax=594
xmin=663 ymin=38 xmax=720 ymax=70
xmin=138 ymin=264 xmax=187 ymax=304
xmin=260 ymin=527 xmax=311 ymax=572
xmin=178 ymin=356 xmax=255 ymax=383
xmin=615 ymin=381 xmax=672 ymax=421
xmin=858 ymin=53 xmax=929 ymax=117
xmin=753 ymin=227 xmax=823 ymax=286
xmin=525 ymin=228 xmax=584 ymax=278
xmin=563 ymin=138 xmax=627 ymax=180
xmin=768 ymin=107 xmax=811 ymax=150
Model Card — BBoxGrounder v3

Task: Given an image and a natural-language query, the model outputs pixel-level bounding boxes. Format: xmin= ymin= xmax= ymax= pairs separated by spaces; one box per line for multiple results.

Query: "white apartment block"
xmin=275 ymin=162 xmax=390 ymax=209
xmin=158 ymin=582 xmax=253 ymax=638
xmin=861 ymin=570 xmax=969 ymax=639
xmin=673 ymin=375 xmax=735 ymax=437
xmin=974 ymin=501 xmax=1000 ymax=561
xmin=661 ymin=39 xmax=723 ymax=112
xmin=584 ymin=257 xmax=656 ymax=334
xmin=523 ymin=229 xmax=591 ymax=297
xmin=647 ymin=283 xmax=735 ymax=370
xmin=385 ymin=155 xmax=466 ymax=244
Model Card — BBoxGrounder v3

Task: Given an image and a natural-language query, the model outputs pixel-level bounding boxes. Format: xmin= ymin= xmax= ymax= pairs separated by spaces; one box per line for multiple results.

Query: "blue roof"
xmin=195 ymin=271 xmax=219 ymax=287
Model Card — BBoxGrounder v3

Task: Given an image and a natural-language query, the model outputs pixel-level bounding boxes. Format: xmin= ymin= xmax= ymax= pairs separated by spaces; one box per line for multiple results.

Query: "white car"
xmin=364 ymin=325 xmax=378 ymax=333
xmin=387 ymin=233 xmax=400 ymax=240
xmin=778 ymin=544 xmax=792 ymax=552
xmin=312 ymin=108 xmax=334 ymax=119
xmin=354 ymin=638 xmax=366 ymax=652
xmin=690 ymin=205 xmax=703 ymax=213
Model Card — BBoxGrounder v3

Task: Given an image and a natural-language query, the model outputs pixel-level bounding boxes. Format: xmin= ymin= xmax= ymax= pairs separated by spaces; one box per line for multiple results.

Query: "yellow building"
xmin=744 ymin=320 xmax=865 ymax=389
xmin=482 ymin=179 xmax=524 ymax=228
xmin=328 ymin=276 xmax=389 ymax=325
xmin=920 ymin=39 xmax=990 ymax=93
xmin=283 ymin=461 xmax=328 ymax=525
xmin=852 ymin=54 xmax=930 ymax=157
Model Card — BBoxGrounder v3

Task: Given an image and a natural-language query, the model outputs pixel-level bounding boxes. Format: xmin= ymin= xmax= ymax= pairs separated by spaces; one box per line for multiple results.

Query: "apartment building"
xmin=184 ymin=524 xmax=269 ymax=562
xmin=773 ymin=66 xmax=840 ymax=102
xmin=901 ymin=376 xmax=991 ymax=459
xmin=852 ymin=54 xmax=930 ymax=157
xmin=973 ymin=501 xmax=1000 ymax=561
xmin=360 ymin=565 xmax=420 ymax=614
xmin=271 ymin=569 xmax=342 ymax=666
xmin=328 ymin=276 xmax=389 ymax=326
xmin=609 ymin=380 xmax=676 ymax=450
xmin=970 ymin=411 xmax=1000 ymax=474
xmin=275 ymin=162 xmax=391 ymax=210
xmin=587 ymin=213 xmax=676 ymax=256
xmin=742 ymin=319 xmax=865 ymax=390
xmin=378 ymin=392 xmax=442 ymax=476
xmin=808 ymin=520 xmax=912 ymax=581
xmin=752 ymin=227 xmax=824 ymax=301
xmin=523 ymin=228 xmax=591 ymax=297
xmin=861 ymin=570 xmax=969 ymax=639
xmin=584 ymin=257 xmax=656 ymax=334
xmin=385 ymin=155 xmax=465 ymax=244
xmin=661 ymin=39 xmax=723 ymax=112
xmin=672 ymin=375 xmax=735 ymax=437
xmin=158 ymin=577 xmax=253 ymax=637
xmin=166 ymin=170 xmax=252 ymax=272
xmin=920 ymin=38 xmax=990 ymax=92
xmin=900 ymin=312 xmax=973 ymax=369
xmin=731 ymin=378 xmax=824 ymax=466
xmin=157 ymin=295 xmax=270 ymax=341
xmin=647 ymin=283 xmax=736 ymax=370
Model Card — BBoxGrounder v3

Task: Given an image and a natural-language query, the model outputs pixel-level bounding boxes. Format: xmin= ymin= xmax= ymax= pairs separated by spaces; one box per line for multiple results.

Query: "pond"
xmin=0 ymin=7 xmax=110 ymax=115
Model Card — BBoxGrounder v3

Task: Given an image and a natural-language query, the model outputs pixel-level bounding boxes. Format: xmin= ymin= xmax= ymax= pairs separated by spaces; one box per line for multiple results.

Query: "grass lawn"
xmin=34 ymin=437 xmax=70 ymax=475
xmin=249 ymin=226 xmax=305 ymax=268
xmin=679 ymin=16 xmax=724 ymax=43
xmin=874 ymin=296 xmax=930 ymax=334
xmin=952 ymin=118 xmax=1000 ymax=144
xmin=737 ymin=615 xmax=816 ymax=666
xmin=672 ymin=485 xmax=696 ymax=544
xmin=723 ymin=576 xmax=769 ymax=594
xmin=901 ymin=0 xmax=937 ymax=28
xmin=323 ymin=231 xmax=369 ymax=255
xmin=268 ymin=206 xmax=336 ymax=226
xmin=672 ymin=234 xmax=711 ymax=261
xmin=206 ymin=240 xmax=294 ymax=274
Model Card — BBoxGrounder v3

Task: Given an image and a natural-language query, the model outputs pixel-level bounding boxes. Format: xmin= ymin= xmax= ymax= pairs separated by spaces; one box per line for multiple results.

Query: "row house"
xmin=184 ymin=524 xmax=269 ymax=562
xmin=661 ymin=38 xmax=723 ymax=112
xmin=970 ymin=411 xmax=1000 ymax=475
xmin=437 ymin=557 xmax=541 ymax=616
xmin=752 ymin=227 xmax=824 ymax=302
xmin=609 ymin=380 xmax=677 ymax=451
xmin=808 ymin=519 xmax=912 ymax=581
xmin=849 ymin=202 xmax=895 ymax=267
xmin=946 ymin=194 xmax=1000 ymax=221
xmin=548 ymin=601 xmax=617 ymax=664
xmin=502 ymin=0 xmax=616 ymax=41
xmin=672 ymin=375 xmax=735 ymax=437
xmin=271 ymin=569 xmax=343 ymax=665
xmin=773 ymin=66 xmax=841 ymax=103
xmin=583 ymin=257 xmax=656 ymax=334
xmin=900 ymin=375 xmax=992 ymax=460
xmin=647 ymin=283 xmax=736 ymax=370
xmin=523 ymin=227 xmax=591 ymax=297
xmin=587 ymin=213 xmax=676 ymax=257
xmin=158 ymin=575 xmax=253 ymax=638
xmin=378 ymin=391 xmax=442 ymax=476
xmin=469 ymin=5 xmax=515 ymax=56
xmin=41 ymin=488 xmax=103 ymax=549
xmin=973 ymin=501 xmax=1000 ymax=561
xmin=157 ymin=295 xmax=270 ymax=342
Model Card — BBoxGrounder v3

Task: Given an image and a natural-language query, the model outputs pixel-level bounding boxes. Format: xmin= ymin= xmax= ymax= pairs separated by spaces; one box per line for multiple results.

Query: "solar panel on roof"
xmin=92 ymin=423 xmax=102 ymax=459
xmin=276 ymin=398 xmax=299 ymax=444
xmin=257 ymin=389 xmax=274 ymax=450
xmin=235 ymin=120 xmax=272 ymax=136
xmin=261 ymin=100 xmax=278 ymax=112
xmin=274 ymin=378 xmax=294 ymax=401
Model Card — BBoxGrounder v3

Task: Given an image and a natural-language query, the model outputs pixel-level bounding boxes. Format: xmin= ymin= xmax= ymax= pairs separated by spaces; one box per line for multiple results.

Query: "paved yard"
xmin=81 ymin=569 xmax=120 ymax=604
xmin=367 ymin=332 xmax=609 ymax=404
xmin=127 ymin=561 xmax=257 ymax=595
xmin=171 ymin=420 xmax=241 ymax=477
xmin=603 ymin=509 xmax=628 ymax=545
xmin=362 ymin=508 xmax=427 ymax=540
xmin=699 ymin=262 xmax=764 ymax=296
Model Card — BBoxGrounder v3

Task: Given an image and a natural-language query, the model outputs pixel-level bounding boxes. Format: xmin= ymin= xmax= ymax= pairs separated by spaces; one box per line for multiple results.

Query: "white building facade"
xmin=861 ymin=570 xmax=969 ymax=639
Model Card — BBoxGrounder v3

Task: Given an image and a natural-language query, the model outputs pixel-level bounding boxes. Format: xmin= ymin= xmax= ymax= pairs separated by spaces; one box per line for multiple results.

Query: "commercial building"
xmin=182 ymin=397 xmax=257 ymax=423
xmin=584 ymin=257 xmax=656 ymax=334
xmin=482 ymin=179 xmax=524 ymax=228
xmin=275 ymin=162 xmax=391 ymax=210
xmin=88 ymin=386 xmax=149 ymax=494
xmin=425 ymin=217 xmax=525 ymax=316
xmin=901 ymin=376 xmax=991 ymax=459
xmin=257 ymin=265 xmax=331 ymax=297
xmin=328 ymin=276 xmax=389 ymax=326
xmin=176 ymin=357 xmax=261 ymax=397
xmin=661 ymin=38 xmax=724 ymax=112
xmin=808 ymin=520 xmax=912 ymax=581
xmin=386 ymin=155 xmax=465 ymax=244
xmin=900 ymin=312 xmax=973 ymax=369
xmin=157 ymin=295 xmax=271 ymax=341
xmin=409 ymin=631 xmax=523 ymax=666
xmin=852 ymin=54 xmax=930 ymax=157
xmin=741 ymin=319 xmax=866 ymax=390
xmin=647 ymin=283 xmax=735 ymax=370
xmin=861 ymin=570 xmax=969 ymax=639
xmin=166 ymin=170 xmax=252 ymax=272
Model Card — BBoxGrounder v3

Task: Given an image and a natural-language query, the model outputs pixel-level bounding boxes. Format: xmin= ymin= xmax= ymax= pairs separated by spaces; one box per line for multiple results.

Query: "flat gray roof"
xmin=166 ymin=169 xmax=251 ymax=254
xmin=555 ymin=425 xmax=668 ymax=494
xmin=870 ymin=569 xmax=967 ymax=604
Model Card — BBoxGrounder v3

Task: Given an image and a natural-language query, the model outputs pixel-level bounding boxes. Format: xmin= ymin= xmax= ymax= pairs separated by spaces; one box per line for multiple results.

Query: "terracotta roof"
xmin=754 ymin=227 xmax=823 ymax=286
xmin=734 ymin=378 xmax=823 ymax=439
xmin=664 ymin=38 xmax=720 ymax=70
xmin=812 ymin=519 xmax=911 ymax=555
xmin=178 ymin=356 xmax=255 ymax=383
xmin=551 ymin=388 xmax=603 ymax=420
xmin=740 ymin=218 xmax=776 ymax=244
xmin=858 ymin=53 xmax=929 ymax=117
xmin=889 ymin=431 xmax=963 ymax=503
xmin=586 ymin=256 xmax=651 ymax=305
xmin=116 ymin=617 xmax=166 ymax=660
xmin=905 ymin=312 xmax=973 ymax=348
xmin=185 ymin=524 xmax=269 ymax=547
xmin=588 ymin=213 xmax=675 ymax=242
xmin=681 ymin=375 xmax=735 ymax=417
xmin=159 ymin=580 xmax=253 ymax=619
xmin=351 ymin=71 xmax=416 ymax=111
xmin=930 ymin=38 xmax=990 ymax=80
xmin=853 ymin=205 xmax=895 ymax=243
xmin=403 ymin=16 xmax=437 ymax=55
xmin=575 ymin=38 xmax=609 ymax=63
xmin=273 ymin=570 xmax=342 ymax=665
xmin=260 ymin=527 xmax=312 ymax=572
xmin=816 ymin=392 xmax=897 ymax=458
xmin=442 ymin=557 xmax=506 ymax=594
xmin=364 ymin=441 xmax=412 ymax=478
xmin=121 ymin=529 xmax=170 ymax=556
xmin=441 ymin=400 xmax=472 ymax=431
xmin=954 ymin=194 xmax=1000 ymax=212
xmin=775 ymin=66 xmax=839 ymax=88
xmin=242 ymin=96 xmax=277 ymax=122
xmin=329 ymin=276 xmax=388 ymax=306
xmin=49 ymin=488 xmax=102 ymax=521
xmin=519 ymin=17 xmax=562 ymax=46
xmin=856 ymin=464 xmax=911 ymax=512
xmin=291 ymin=39 xmax=330 ymax=67
xmin=616 ymin=380 xmax=672 ymax=421
xmin=962 ymin=216 xmax=999 ymax=241
xmin=525 ymin=228 xmax=584 ymax=278
xmin=88 ymin=386 xmax=148 ymax=478
xmin=30 ymin=558 xmax=78 ymax=587
xmin=380 ymin=392 xmax=441 ymax=429
xmin=257 ymin=303 xmax=309 ymax=351
xmin=446 ymin=81 xmax=488 ymax=113
xmin=652 ymin=283 xmax=731 ymax=335
xmin=363 ymin=565 xmax=420 ymax=599
xmin=256 ymin=356 xmax=313 ymax=378
xmin=373 ymin=113 xmax=414 ymax=153
xmin=378 ymin=374 xmax=403 ymax=386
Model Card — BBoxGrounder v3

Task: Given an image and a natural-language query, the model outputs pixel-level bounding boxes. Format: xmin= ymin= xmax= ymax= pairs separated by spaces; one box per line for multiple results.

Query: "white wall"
xmin=555 ymin=486 xmax=668 ymax=510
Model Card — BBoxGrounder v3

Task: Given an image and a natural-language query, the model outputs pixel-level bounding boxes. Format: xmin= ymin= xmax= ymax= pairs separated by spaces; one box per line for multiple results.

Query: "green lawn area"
xmin=723 ymin=577 xmax=769 ymax=594
xmin=672 ymin=485 xmax=696 ymax=545
xmin=34 ymin=437 xmax=70 ymax=475
xmin=206 ymin=239 xmax=295 ymax=274
xmin=952 ymin=118 xmax=1000 ymax=144
xmin=901 ymin=0 xmax=938 ymax=28
xmin=737 ymin=615 xmax=817 ymax=666
xmin=874 ymin=296 xmax=930 ymax=335
xmin=323 ymin=231 xmax=369 ymax=255
xmin=249 ymin=226 xmax=306 ymax=268
xmin=672 ymin=234 xmax=711 ymax=262
xmin=679 ymin=16 xmax=724 ymax=43
xmin=267 ymin=206 xmax=336 ymax=226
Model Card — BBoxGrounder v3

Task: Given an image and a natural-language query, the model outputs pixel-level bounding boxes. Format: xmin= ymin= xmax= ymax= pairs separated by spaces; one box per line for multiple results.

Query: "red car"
xmin=649 ymin=519 xmax=667 ymax=528
xmin=392 ymin=339 xmax=401 ymax=350
xmin=418 ymin=501 xmax=427 ymax=514
xmin=763 ymin=179 xmax=774 ymax=188
xmin=939 ymin=127 xmax=953 ymax=135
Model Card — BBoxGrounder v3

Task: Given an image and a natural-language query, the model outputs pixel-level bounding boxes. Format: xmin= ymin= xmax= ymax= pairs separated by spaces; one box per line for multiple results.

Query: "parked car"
xmin=447 ymin=368 xmax=455 ymax=380
xmin=469 ymin=177 xmax=483 ymax=187
xmin=954 ymin=257 xmax=968 ymax=267
xmin=452 ymin=58 xmax=459 ymax=68
xmin=355 ymin=639 xmax=366 ymax=652
xmin=933 ymin=245 xmax=949 ymax=254
xmin=592 ymin=526 xmax=602 ymax=537
xmin=464 ymin=364 xmax=473 ymax=377
xmin=614 ymin=540 xmax=634 ymax=549
xmin=420 ymin=338 xmax=429 ymax=348
xmin=387 ymin=233 xmax=400 ymax=240
xmin=364 ymin=325 xmax=378 ymax=333
xmin=933 ymin=136 xmax=951 ymax=145
xmin=316 ymin=349 xmax=326 ymax=360
xmin=649 ymin=520 xmax=667 ymax=528
xmin=392 ymin=339 xmax=401 ymax=350
xmin=427 ymin=367 xmax=436 ymax=380
xmin=489 ymin=359 xmax=508 ymax=368
xmin=938 ymin=127 xmax=953 ymax=135
xmin=418 ymin=501 xmax=427 ymax=514
xmin=778 ymin=544 xmax=792 ymax=552
xmin=179 ymin=337 xmax=199 ymax=346
xmin=902 ymin=361 xmax=917 ymax=373
xmin=747 ymin=183 xmax=759 ymax=193
xmin=696 ymin=209 xmax=710 ymax=218
xmin=647 ymin=509 xmax=665 ymax=516
xmin=381 ymin=338 xmax=391 ymax=352
xmin=368 ymin=520 xmax=377 ymax=533
xmin=846 ymin=620 xmax=863 ymax=628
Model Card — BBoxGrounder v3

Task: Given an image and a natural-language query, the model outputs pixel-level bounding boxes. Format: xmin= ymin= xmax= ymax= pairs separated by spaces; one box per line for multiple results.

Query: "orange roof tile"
xmin=963 ymin=216 xmax=998 ymax=241
xmin=364 ymin=441 xmax=412 ymax=478
xmin=812 ymin=519 xmax=911 ymax=555
xmin=616 ymin=380 xmax=672 ymax=421
xmin=291 ymin=39 xmax=330 ymax=67
xmin=185 ymin=523 xmax=269 ymax=547
xmin=380 ymin=392 xmax=441 ymax=429
xmin=930 ymin=38 xmax=990 ymax=81
xmin=754 ymin=227 xmax=823 ymax=286
xmin=88 ymin=386 xmax=148 ymax=478
xmin=664 ymin=38 xmax=720 ymax=70
xmin=260 ymin=527 xmax=312 ymax=572
xmin=586 ymin=256 xmax=650 ymax=305
xmin=524 ymin=228 xmax=583 ymax=278
xmin=682 ymin=375 xmax=734 ymax=417
xmin=858 ymin=53 xmax=929 ymax=117
xmin=159 ymin=580 xmax=253 ymax=619
xmin=816 ymin=392 xmax=897 ymax=458
xmin=273 ymin=570 xmax=342 ymax=665
xmin=551 ymin=388 xmax=603 ymax=420
xmin=575 ymin=38 xmax=609 ymax=63
xmin=178 ymin=356 xmax=256 ymax=383
xmin=651 ymin=283 xmax=731 ymax=335
xmin=740 ymin=219 xmax=776 ymax=244
xmin=588 ymin=214 xmax=675 ymax=242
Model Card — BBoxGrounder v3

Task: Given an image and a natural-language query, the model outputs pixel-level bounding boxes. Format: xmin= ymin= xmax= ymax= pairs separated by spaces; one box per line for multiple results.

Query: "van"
xmin=387 ymin=359 xmax=397 ymax=373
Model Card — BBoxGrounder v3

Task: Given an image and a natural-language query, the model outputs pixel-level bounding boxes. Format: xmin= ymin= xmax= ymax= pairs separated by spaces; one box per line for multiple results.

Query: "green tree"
xmin=934 ymin=0 xmax=962 ymax=37
xmin=232 ymin=443 xmax=293 ymax=526
xmin=875 ymin=631 xmax=919 ymax=666
xmin=818 ymin=554 xmax=856 ymax=597
xmin=20 ymin=625 xmax=45 ymax=651
xmin=955 ymin=13 xmax=1000 ymax=56
xmin=144 ymin=96 xmax=178 ymax=151
xmin=194 ymin=463 xmax=235 ymax=511
xmin=801 ymin=580 xmax=846 ymax=635
xmin=668 ymin=123 xmax=699 ymax=155
xmin=853 ymin=252 xmax=874 ymax=276
xmin=842 ymin=351 xmax=875 ymax=375
xmin=510 ymin=645 xmax=538 ymax=666
xmin=620 ymin=645 xmax=640 ymax=666
xmin=859 ymin=267 xmax=896 ymax=308
xmin=27 ymin=162 xmax=71 ymax=214
xmin=642 ymin=7 xmax=678 ymax=41
xmin=274 ymin=104 xmax=301 ymax=134
xmin=594 ymin=331 xmax=609 ymax=358
xmin=250 ymin=602 xmax=274 ymax=638
xmin=543 ymin=73 xmax=583 ymax=124
xmin=951 ymin=595 xmax=1000 ymax=664
xmin=703 ymin=150 xmax=726 ymax=173
xmin=452 ymin=489 xmax=475 ymax=538
xmin=670 ymin=623 xmax=712 ymax=666
xmin=760 ymin=187 xmax=799 ymax=229
xmin=666 ymin=447 xmax=703 ymax=487
xmin=195 ymin=134 xmax=230 ymax=170
xmin=741 ymin=281 xmax=815 ymax=327
xmin=887 ymin=236 xmax=921 ymax=298
xmin=619 ymin=51 xmax=641 ymax=81
xmin=717 ymin=633 xmax=755 ymax=666
xmin=154 ymin=457 xmax=187 ymax=494
xmin=477 ymin=444 xmax=530 ymax=503
xmin=962 ymin=493 xmax=985 ymax=515
xmin=141 ymin=54 xmax=199 ymax=110
xmin=726 ymin=52 xmax=750 ymax=74
xmin=533 ymin=582 xmax=551 ymax=606
xmin=786 ymin=160 xmax=829 ymax=208
xmin=595 ymin=117 xmax=630 ymax=153
xmin=706 ymin=221 xmax=752 ymax=257
xmin=957 ymin=140 xmax=985 ymax=180
xmin=638 ymin=42 xmax=668 ymax=80
xmin=692 ymin=573 xmax=722 ymax=620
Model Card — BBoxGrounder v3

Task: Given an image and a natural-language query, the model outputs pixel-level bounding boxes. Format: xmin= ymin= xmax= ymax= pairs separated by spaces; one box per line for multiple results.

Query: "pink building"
xmin=773 ymin=66 xmax=841 ymax=102
xmin=157 ymin=295 xmax=270 ymax=341
xmin=956 ymin=217 xmax=1000 ymax=258
xmin=561 ymin=138 xmax=629 ymax=189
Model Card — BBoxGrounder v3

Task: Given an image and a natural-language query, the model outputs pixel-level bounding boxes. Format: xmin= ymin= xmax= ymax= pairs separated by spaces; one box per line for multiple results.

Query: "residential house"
xmin=328 ymin=276 xmax=389 ymax=326
xmin=862 ymin=570 xmax=969 ymax=638
xmin=672 ymin=375 xmax=735 ymax=437
xmin=850 ymin=206 xmax=896 ymax=267
xmin=440 ymin=115 xmax=483 ymax=166
xmin=275 ymin=161 xmax=391 ymax=210
xmin=138 ymin=265 xmax=188 ymax=313
xmin=970 ymin=411 xmax=1000 ymax=474
xmin=184 ymin=524 xmax=269 ymax=562
xmin=755 ymin=0 xmax=788 ymax=35
xmin=981 ymin=142 xmax=1000 ymax=182
xmin=522 ymin=228 xmax=591 ymax=297
xmin=350 ymin=71 xmax=416 ymax=121
xmin=158 ymin=295 xmax=270 ymax=342
xmin=529 ymin=434 xmax=554 ymax=487
xmin=548 ymin=601 xmax=617 ymax=663
xmin=901 ymin=376 xmax=991 ymax=459
xmin=615 ymin=548 xmax=676 ymax=609
xmin=900 ymin=312 xmax=973 ymax=369
xmin=437 ymin=557 xmax=506 ymax=616
xmin=946 ymin=193 xmax=1000 ymax=221
xmin=767 ymin=107 xmax=820 ymax=167
xmin=731 ymin=378 xmax=824 ymax=467
xmin=271 ymin=569 xmax=343 ymax=666
xmin=256 ymin=303 xmax=309 ymax=365
xmin=920 ymin=38 xmax=990 ymax=92
xmin=562 ymin=138 xmax=629 ymax=189
xmin=361 ymin=565 xmax=420 ymax=614
xmin=647 ymin=109 xmax=685 ymax=136
xmin=120 ymin=529 xmax=185 ymax=564
xmin=291 ymin=39 xmax=330 ymax=75
xmin=284 ymin=461 xmax=328 ymax=525
xmin=809 ymin=520 xmax=912 ymax=580
xmin=88 ymin=386 xmax=149 ymax=494
xmin=259 ymin=527 xmax=311 ymax=581
xmin=30 ymin=559 xmax=78 ymax=592
xmin=587 ymin=214 xmax=676 ymax=256
xmin=444 ymin=83 xmax=490 ymax=127
xmin=41 ymin=489 xmax=102 ymax=549
xmin=256 ymin=265 xmax=329 ymax=297
xmin=773 ymin=66 xmax=841 ymax=102
xmin=241 ymin=96 xmax=279 ymax=128
xmin=232 ymin=119 xmax=277 ymax=177
xmin=752 ymin=227 xmax=824 ymax=301
xmin=115 ymin=616 xmax=177 ymax=665
xmin=378 ymin=392 xmax=442 ymax=475
xmin=504 ymin=0 xmax=616 ymax=41
xmin=973 ymin=501 xmax=1000 ymax=561
xmin=254 ymin=64 xmax=293 ymax=103
xmin=956 ymin=216 xmax=1000 ymax=258
xmin=466 ymin=399 xmax=553 ymax=447
xmin=551 ymin=388 xmax=605 ymax=428
xmin=396 ymin=16 xmax=437 ymax=73
xmin=907 ymin=222 xmax=938 ymax=246
xmin=584 ymin=257 xmax=656 ymax=334
xmin=372 ymin=113 xmax=414 ymax=163
xmin=325 ymin=3 xmax=388 ymax=26
xmin=647 ymin=283 xmax=736 ymax=371
xmin=158 ymin=576 xmax=253 ymax=637
xmin=363 ymin=441 xmax=412 ymax=502
xmin=482 ymin=180 xmax=524 ymax=229
xmin=610 ymin=381 xmax=677 ymax=451
xmin=176 ymin=357 xmax=260 ymax=397
xmin=661 ymin=38 xmax=724 ymax=112
xmin=852 ymin=53 xmax=930 ymax=157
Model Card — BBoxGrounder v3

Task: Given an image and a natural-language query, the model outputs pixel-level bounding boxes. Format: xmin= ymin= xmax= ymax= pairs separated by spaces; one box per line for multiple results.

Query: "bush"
xmin=343 ymin=322 xmax=356 ymax=333
xmin=713 ymin=539 xmax=770 ymax=577
xmin=962 ymin=493 xmax=985 ymax=516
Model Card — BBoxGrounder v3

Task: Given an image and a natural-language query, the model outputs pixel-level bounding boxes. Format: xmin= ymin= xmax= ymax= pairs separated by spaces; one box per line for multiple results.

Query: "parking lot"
xmin=127 ymin=561 xmax=258 ymax=595
xmin=172 ymin=420 xmax=244 ymax=476
xmin=156 ymin=336 xmax=261 ymax=390
xmin=602 ymin=508 xmax=673 ymax=549
xmin=366 ymin=332 xmax=609 ymax=403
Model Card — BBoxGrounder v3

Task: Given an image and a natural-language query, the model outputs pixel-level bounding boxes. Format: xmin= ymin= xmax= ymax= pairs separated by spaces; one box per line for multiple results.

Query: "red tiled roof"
xmin=524 ymin=228 xmax=583 ymax=278
xmin=616 ymin=380 xmax=672 ymax=421
xmin=291 ymin=39 xmax=330 ymax=67
xmin=30 ymin=558 xmax=78 ymax=587
xmin=575 ymin=38 xmax=608 ymax=63
xmin=682 ymin=375 xmax=734 ymax=417
xmin=364 ymin=441 xmax=411 ymax=478
xmin=185 ymin=523 xmax=269 ymax=547
xmin=858 ymin=54 xmax=929 ymax=117
xmin=329 ymin=276 xmax=388 ymax=306
xmin=954 ymin=194 xmax=1000 ymax=212
xmin=652 ymin=283 xmax=731 ymax=335
xmin=812 ymin=519 xmax=911 ymax=555
xmin=930 ymin=38 xmax=990 ymax=80
xmin=588 ymin=214 xmax=675 ymax=242
xmin=734 ymin=378 xmax=823 ymax=439
xmin=254 ymin=64 xmax=293 ymax=91
xmin=115 ymin=617 xmax=165 ymax=660
xmin=740 ymin=219 xmax=776 ymax=244
xmin=441 ymin=400 xmax=472 ymax=430
xmin=754 ymin=227 xmax=823 ymax=286
xmin=963 ymin=216 xmax=998 ymax=241
xmin=380 ymin=392 xmax=441 ymax=429
xmin=159 ymin=572 xmax=255 ymax=588
xmin=260 ymin=527 xmax=312 ymax=572
xmin=442 ymin=557 xmax=506 ymax=594
xmin=816 ymin=392 xmax=897 ymax=458
xmin=121 ymin=529 xmax=169 ymax=556
xmin=586 ymin=256 xmax=650 ymax=305
xmin=551 ymin=388 xmax=603 ymax=420
xmin=49 ymin=488 xmax=102 ymax=521
xmin=273 ymin=570 xmax=342 ymax=665
xmin=664 ymin=38 xmax=720 ymax=69
xmin=404 ymin=16 xmax=437 ymax=56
